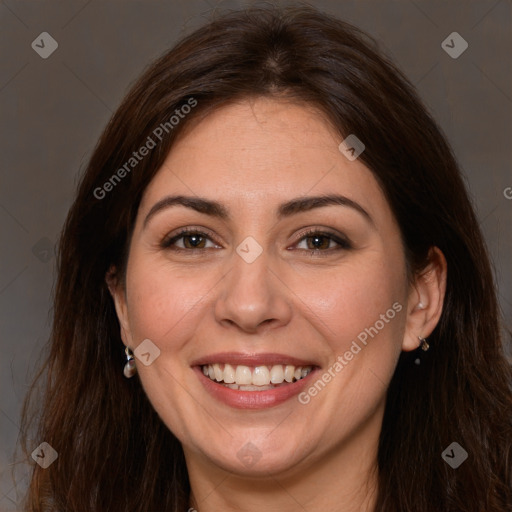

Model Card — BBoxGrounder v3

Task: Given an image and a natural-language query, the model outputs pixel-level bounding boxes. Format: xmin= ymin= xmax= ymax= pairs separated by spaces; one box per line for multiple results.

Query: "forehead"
xmin=139 ymin=97 xmax=387 ymax=222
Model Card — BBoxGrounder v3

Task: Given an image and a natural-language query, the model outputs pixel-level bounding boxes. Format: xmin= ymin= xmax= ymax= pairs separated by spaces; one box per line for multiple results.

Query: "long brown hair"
xmin=19 ymin=4 xmax=512 ymax=511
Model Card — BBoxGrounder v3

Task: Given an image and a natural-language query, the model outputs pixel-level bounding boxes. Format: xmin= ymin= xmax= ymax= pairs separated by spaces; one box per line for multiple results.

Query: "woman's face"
xmin=112 ymin=97 xmax=423 ymax=478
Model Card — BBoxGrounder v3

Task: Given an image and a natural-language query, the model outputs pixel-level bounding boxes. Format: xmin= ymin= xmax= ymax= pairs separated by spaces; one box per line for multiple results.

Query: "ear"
xmin=105 ymin=265 xmax=133 ymax=348
xmin=402 ymin=247 xmax=447 ymax=351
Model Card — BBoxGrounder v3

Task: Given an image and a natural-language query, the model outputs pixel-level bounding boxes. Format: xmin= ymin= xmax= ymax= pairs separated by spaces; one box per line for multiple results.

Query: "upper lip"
xmin=190 ymin=352 xmax=319 ymax=368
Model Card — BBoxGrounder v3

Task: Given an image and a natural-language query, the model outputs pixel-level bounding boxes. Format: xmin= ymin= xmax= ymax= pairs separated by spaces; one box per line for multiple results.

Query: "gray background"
xmin=1 ymin=0 xmax=511 ymax=509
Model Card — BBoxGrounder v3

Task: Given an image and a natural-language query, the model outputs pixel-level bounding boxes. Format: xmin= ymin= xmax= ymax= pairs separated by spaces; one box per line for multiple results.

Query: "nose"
xmin=214 ymin=249 xmax=293 ymax=334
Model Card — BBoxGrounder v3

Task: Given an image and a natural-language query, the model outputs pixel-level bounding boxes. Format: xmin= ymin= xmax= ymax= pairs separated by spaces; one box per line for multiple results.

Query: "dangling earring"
xmin=123 ymin=346 xmax=137 ymax=378
xmin=418 ymin=336 xmax=430 ymax=351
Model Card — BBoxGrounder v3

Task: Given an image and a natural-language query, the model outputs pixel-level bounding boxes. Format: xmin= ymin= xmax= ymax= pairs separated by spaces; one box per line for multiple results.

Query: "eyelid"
xmin=160 ymin=226 xmax=351 ymax=253
xmin=291 ymin=227 xmax=352 ymax=249
xmin=160 ymin=226 xmax=222 ymax=249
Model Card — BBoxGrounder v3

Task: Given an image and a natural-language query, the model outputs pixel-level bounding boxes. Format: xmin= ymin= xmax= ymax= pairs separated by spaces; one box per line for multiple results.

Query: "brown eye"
xmin=295 ymin=230 xmax=351 ymax=253
xmin=161 ymin=230 xmax=220 ymax=251
xmin=305 ymin=234 xmax=332 ymax=250
xmin=182 ymin=233 xmax=207 ymax=249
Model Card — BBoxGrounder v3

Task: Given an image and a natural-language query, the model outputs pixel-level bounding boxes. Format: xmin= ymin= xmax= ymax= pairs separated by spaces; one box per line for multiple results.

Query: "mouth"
xmin=192 ymin=353 xmax=319 ymax=409
xmin=201 ymin=363 xmax=314 ymax=391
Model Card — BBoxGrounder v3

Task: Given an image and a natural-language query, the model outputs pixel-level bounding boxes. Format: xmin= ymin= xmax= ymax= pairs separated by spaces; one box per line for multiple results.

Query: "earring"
xmin=123 ymin=346 xmax=137 ymax=378
xmin=418 ymin=336 xmax=430 ymax=351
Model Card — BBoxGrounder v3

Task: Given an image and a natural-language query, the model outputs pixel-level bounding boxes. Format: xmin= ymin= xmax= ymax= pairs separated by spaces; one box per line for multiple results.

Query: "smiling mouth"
xmin=201 ymin=363 xmax=314 ymax=391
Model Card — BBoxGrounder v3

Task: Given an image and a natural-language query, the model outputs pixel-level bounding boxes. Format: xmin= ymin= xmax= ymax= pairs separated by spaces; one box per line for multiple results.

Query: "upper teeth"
xmin=202 ymin=364 xmax=313 ymax=386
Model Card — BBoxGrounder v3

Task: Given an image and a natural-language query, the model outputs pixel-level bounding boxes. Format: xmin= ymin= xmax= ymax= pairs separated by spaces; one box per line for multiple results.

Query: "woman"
xmin=20 ymin=4 xmax=512 ymax=511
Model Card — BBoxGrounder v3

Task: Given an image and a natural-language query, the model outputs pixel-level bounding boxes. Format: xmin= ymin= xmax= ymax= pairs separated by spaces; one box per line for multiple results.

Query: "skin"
xmin=109 ymin=97 xmax=447 ymax=512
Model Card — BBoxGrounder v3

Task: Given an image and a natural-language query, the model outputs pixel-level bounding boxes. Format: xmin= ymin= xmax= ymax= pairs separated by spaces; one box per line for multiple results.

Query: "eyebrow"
xmin=143 ymin=193 xmax=374 ymax=228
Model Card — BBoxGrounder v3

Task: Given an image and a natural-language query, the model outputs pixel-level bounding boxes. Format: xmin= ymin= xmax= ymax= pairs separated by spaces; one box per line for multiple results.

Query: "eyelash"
xmin=160 ymin=227 xmax=352 ymax=256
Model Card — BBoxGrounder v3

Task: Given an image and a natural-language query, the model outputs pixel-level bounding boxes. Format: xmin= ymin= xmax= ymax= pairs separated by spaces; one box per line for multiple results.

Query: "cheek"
xmin=125 ymin=253 xmax=224 ymax=337
xmin=287 ymin=252 xmax=407 ymax=354
xmin=291 ymin=259 xmax=406 ymax=432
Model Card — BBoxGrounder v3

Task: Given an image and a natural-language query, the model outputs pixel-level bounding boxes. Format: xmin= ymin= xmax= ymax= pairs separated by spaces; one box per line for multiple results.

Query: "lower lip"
xmin=194 ymin=366 xmax=318 ymax=409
